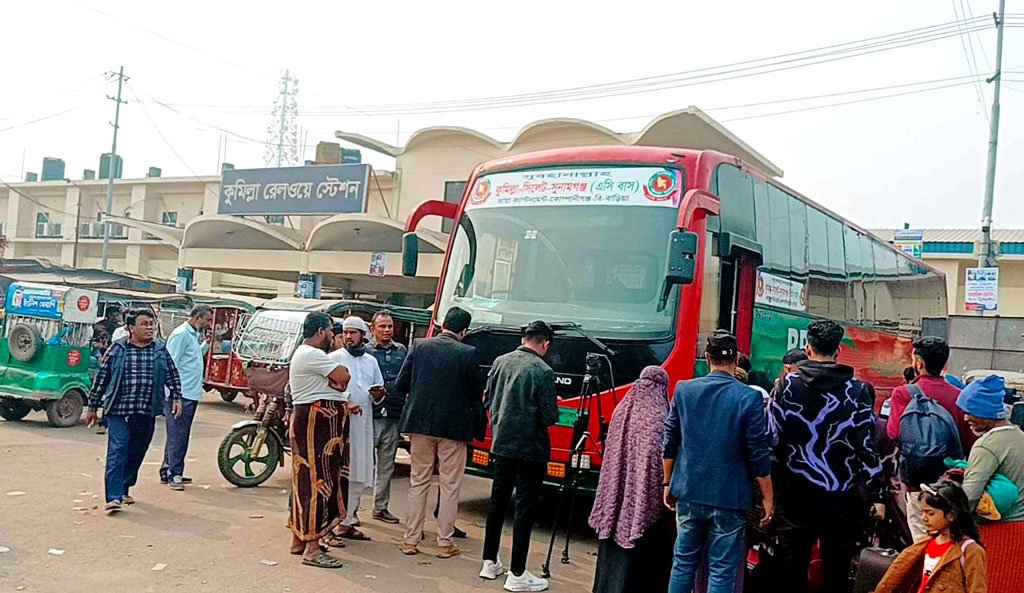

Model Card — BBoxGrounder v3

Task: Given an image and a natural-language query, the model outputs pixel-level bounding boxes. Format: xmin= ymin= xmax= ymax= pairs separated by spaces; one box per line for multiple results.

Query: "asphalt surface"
xmin=0 ymin=394 xmax=598 ymax=593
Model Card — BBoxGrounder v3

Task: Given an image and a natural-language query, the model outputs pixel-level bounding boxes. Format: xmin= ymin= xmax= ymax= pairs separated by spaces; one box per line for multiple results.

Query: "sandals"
xmin=321 ymin=533 xmax=348 ymax=548
xmin=337 ymin=526 xmax=371 ymax=541
xmin=301 ymin=551 xmax=343 ymax=569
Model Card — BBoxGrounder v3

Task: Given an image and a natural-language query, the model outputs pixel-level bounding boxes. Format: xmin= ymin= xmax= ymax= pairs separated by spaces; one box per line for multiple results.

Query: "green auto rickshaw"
xmin=0 ymin=282 xmax=99 ymax=427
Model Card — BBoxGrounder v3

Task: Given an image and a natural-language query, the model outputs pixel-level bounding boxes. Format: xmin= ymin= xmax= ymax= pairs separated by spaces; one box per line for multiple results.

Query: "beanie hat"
xmin=956 ymin=374 xmax=1008 ymax=420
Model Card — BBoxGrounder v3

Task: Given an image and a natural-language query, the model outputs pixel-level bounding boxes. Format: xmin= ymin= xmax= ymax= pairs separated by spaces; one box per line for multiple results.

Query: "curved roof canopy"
xmin=307 ymin=214 xmax=447 ymax=253
xmin=337 ymin=106 xmax=783 ymax=178
xmin=181 ymin=215 xmax=306 ymax=251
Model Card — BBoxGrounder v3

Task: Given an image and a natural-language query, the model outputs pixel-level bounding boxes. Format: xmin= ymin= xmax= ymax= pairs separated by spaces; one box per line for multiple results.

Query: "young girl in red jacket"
xmin=875 ymin=481 xmax=987 ymax=593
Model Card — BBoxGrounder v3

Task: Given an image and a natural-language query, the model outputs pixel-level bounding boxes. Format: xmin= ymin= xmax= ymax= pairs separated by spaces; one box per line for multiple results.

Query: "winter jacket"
xmin=874 ymin=537 xmax=987 ymax=593
xmin=768 ymin=360 xmax=886 ymax=501
xmin=485 ymin=346 xmax=559 ymax=463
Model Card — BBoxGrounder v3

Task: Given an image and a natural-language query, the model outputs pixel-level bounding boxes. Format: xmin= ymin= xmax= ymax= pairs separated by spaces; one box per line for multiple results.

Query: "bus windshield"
xmin=434 ymin=165 xmax=684 ymax=340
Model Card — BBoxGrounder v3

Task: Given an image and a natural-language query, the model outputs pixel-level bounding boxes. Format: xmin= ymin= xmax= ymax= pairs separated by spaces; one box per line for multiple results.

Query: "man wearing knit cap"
xmin=958 ymin=374 xmax=1024 ymax=522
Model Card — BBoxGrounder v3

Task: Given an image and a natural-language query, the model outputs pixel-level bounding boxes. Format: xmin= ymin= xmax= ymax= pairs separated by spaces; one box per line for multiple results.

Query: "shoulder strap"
xmin=959 ymin=539 xmax=975 ymax=569
xmin=906 ymin=383 xmax=927 ymax=400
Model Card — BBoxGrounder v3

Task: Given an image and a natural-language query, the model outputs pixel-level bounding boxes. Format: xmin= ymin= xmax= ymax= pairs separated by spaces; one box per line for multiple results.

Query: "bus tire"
xmin=46 ymin=389 xmax=84 ymax=428
xmin=8 ymin=323 xmax=42 ymax=362
xmin=0 ymin=400 xmax=32 ymax=422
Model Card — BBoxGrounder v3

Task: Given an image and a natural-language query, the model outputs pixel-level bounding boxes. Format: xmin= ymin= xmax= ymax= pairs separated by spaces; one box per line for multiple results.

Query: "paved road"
xmin=0 ymin=395 xmax=598 ymax=593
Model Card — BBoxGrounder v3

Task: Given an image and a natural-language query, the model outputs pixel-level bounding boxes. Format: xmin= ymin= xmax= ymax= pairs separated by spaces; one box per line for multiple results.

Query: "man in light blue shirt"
xmin=160 ymin=305 xmax=214 ymax=491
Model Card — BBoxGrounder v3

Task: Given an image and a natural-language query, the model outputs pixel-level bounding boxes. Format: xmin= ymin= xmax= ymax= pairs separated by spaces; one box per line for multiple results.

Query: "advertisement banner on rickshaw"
xmin=5 ymin=284 xmax=98 ymax=323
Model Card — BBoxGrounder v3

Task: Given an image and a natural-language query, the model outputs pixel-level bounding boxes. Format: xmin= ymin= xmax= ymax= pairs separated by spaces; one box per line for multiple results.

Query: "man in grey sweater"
xmin=479 ymin=320 xmax=558 ymax=592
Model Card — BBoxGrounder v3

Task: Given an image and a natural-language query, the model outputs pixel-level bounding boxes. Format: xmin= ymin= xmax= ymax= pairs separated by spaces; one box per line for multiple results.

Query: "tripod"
xmin=541 ymin=354 xmax=608 ymax=578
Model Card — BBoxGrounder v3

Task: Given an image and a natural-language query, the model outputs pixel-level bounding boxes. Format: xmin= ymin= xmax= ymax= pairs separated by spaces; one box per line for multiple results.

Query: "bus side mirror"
xmin=658 ymin=230 xmax=698 ymax=311
xmin=402 ymin=232 xmax=419 ymax=277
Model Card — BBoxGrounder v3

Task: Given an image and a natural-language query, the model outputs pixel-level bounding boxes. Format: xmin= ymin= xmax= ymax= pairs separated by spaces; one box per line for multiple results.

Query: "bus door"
xmin=697 ymin=224 xmax=762 ymax=363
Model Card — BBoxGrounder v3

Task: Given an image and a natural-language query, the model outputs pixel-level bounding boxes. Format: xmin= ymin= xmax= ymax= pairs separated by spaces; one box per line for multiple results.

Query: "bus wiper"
xmin=548 ymin=321 xmax=617 ymax=357
xmin=464 ymin=324 xmax=523 ymax=338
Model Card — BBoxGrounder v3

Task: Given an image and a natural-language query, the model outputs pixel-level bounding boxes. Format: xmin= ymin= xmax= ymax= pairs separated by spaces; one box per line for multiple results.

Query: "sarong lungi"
xmin=290 ymin=400 xmax=349 ymax=542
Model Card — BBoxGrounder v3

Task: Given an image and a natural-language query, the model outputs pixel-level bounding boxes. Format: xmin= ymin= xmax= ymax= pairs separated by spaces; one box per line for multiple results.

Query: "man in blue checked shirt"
xmin=160 ymin=305 xmax=214 ymax=491
xmin=86 ymin=308 xmax=183 ymax=515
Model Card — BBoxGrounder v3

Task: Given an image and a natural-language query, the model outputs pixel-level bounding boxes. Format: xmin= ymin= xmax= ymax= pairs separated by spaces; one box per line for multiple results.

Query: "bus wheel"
xmin=0 ymin=400 xmax=32 ymax=422
xmin=46 ymin=390 xmax=84 ymax=428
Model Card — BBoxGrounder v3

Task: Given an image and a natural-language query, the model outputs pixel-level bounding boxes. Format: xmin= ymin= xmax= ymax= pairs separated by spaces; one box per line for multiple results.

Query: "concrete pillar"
xmin=202 ymin=182 xmax=220 ymax=217
xmin=3 ymin=189 xmax=20 ymax=260
xmin=124 ymin=184 xmax=148 ymax=276
xmin=60 ymin=186 xmax=81 ymax=267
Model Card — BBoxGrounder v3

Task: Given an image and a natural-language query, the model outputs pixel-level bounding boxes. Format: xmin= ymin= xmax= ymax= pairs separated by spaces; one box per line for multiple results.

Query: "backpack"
xmin=898 ymin=384 xmax=964 ymax=486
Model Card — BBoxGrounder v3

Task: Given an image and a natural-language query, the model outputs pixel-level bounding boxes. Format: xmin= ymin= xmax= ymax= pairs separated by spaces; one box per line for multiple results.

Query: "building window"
xmin=35 ymin=212 xmax=62 ymax=238
xmin=162 ymin=211 xmax=178 ymax=227
xmin=442 ymin=181 xmax=466 ymax=233
xmin=264 ymin=215 xmax=285 ymax=226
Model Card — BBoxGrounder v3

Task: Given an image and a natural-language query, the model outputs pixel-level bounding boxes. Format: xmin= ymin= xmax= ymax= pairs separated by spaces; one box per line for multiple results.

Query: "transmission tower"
xmin=265 ymin=69 xmax=299 ymax=167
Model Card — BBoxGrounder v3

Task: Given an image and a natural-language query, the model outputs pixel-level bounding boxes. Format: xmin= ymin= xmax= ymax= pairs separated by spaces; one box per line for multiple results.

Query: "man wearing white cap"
xmin=329 ymin=316 xmax=385 ymax=540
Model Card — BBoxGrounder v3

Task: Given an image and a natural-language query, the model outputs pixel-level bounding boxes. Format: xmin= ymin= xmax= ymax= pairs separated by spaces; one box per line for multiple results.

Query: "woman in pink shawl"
xmin=588 ymin=365 xmax=675 ymax=593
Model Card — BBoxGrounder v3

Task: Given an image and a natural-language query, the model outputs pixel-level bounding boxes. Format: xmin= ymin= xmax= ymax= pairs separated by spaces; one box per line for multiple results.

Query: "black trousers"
xmin=772 ymin=482 xmax=866 ymax=593
xmin=482 ymin=455 xmax=546 ymax=575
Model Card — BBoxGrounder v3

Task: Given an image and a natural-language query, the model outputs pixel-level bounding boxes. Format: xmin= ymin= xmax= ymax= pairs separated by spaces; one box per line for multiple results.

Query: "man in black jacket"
xmin=768 ymin=320 xmax=886 ymax=593
xmin=479 ymin=321 xmax=557 ymax=591
xmin=368 ymin=311 xmax=407 ymax=525
xmin=395 ymin=306 xmax=482 ymax=559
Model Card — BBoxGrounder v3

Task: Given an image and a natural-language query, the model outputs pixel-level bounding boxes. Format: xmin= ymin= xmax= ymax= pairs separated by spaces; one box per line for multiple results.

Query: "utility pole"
xmin=978 ymin=0 xmax=1006 ymax=270
xmin=102 ymin=66 xmax=128 ymax=271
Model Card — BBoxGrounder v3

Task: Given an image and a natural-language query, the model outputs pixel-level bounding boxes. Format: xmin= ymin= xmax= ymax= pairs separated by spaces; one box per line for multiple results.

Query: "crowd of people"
xmin=81 ymin=303 xmax=1024 ymax=592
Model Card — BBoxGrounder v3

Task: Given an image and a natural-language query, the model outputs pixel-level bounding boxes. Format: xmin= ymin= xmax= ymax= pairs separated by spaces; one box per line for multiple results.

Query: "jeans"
xmin=160 ymin=399 xmax=199 ymax=481
xmin=373 ymin=417 xmax=400 ymax=512
xmin=104 ymin=414 xmax=156 ymax=503
xmin=773 ymin=484 xmax=864 ymax=593
xmin=668 ymin=500 xmax=747 ymax=593
xmin=482 ymin=455 xmax=546 ymax=576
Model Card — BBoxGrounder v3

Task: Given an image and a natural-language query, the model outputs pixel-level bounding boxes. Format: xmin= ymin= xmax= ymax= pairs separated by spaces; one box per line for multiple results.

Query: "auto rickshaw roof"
xmin=96 ymin=288 xmax=193 ymax=307
xmin=259 ymin=298 xmax=432 ymax=325
xmin=185 ymin=291 xmax=267 ymax=312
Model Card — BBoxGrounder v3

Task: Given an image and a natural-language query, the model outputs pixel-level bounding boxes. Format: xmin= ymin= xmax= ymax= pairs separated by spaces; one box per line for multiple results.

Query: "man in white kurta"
xmin=329 ymin=316 xmax=384 ymax=538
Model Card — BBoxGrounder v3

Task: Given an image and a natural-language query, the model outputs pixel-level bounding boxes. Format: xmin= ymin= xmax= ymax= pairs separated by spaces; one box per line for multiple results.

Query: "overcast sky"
xmin=2 ymin=0 xmax=1022 ymax=230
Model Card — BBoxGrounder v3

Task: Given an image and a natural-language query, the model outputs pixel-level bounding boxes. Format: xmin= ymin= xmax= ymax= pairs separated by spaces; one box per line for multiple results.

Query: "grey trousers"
xmin=373 ymin=417 xmax=401 ymax=512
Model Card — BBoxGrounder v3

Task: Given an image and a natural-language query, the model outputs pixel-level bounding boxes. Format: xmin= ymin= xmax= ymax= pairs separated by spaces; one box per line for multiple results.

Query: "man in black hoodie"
xmin=768 ymin=320 xmax=886 ymax=593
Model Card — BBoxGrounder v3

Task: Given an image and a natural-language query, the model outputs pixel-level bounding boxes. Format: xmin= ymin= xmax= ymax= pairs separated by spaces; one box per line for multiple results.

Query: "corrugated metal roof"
xmin=869 ymin=229 xmax=1024 ymax=243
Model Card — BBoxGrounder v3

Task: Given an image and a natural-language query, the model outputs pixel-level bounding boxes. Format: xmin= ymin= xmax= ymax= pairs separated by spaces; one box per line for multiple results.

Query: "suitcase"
xmin=851 ymin=542 xmax=898 ymax=593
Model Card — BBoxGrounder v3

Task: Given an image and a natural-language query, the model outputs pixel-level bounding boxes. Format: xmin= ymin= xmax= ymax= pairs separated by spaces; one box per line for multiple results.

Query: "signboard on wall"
xmin=755 ymin=270 xmax=807 ymax=312
xmin=965 ymin=267 xmax=999 ymax=312
xmin=369 ymin=252 xmax=387 ymax=277
xmin=219 ymin=164 xmax=370 ymax=216
xmin=893 ymin=229 xmax=924 ymax=259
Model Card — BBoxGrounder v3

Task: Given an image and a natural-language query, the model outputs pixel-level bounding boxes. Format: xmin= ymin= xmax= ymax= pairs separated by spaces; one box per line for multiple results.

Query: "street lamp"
xmin=63 ymin=178 xmax=83 ymax=269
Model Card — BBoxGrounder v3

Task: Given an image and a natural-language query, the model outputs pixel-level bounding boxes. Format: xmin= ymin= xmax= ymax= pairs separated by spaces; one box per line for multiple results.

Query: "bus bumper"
xmin=465 ymin=446 xmax=600 ymax=493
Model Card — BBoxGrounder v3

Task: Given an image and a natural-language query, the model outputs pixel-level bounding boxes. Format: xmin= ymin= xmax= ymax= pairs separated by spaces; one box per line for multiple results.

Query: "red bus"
xmin=401 ymin=145 xmax=947 ymax=487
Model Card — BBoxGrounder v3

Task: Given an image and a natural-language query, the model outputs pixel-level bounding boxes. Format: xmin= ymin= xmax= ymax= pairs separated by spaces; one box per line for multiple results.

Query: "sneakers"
xmin=398 ymin=543 xmax=420 ymax=556
xmin=479 ymin=558 xmax=506 ymax=580
xmin=372 ymin=509 xmax=400 ymax=524
xmin=503 ymin=570 xmax=549 ymax=592
xmin=168 ymin=476 xmax=185 ymax=491
xmin=160 ymin=476 xmax=193 ymax=485
xmin=436 ymin=544 xmax=460 ymax=559
xmin=104 ymin=500 xmax=123 ymax=515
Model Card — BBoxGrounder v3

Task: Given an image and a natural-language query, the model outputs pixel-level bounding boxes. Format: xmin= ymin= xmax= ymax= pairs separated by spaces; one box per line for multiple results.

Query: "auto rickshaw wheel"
xmin=46 ymin=389 xmax=84 ymax=428
xmin=0 ymin=400 xmax=32 ymax=422
xmin=217 ymin=424 xmax=281 ymax=487
xmin=220 ymin=390 xmax=239 ymax=403
xmin=8 ymin=323 xmax=43 ymax=362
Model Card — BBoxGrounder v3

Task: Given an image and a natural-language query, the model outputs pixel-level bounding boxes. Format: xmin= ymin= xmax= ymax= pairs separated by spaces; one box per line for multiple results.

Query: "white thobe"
xmin=329 ymin=348 xmax=383 ymax=525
